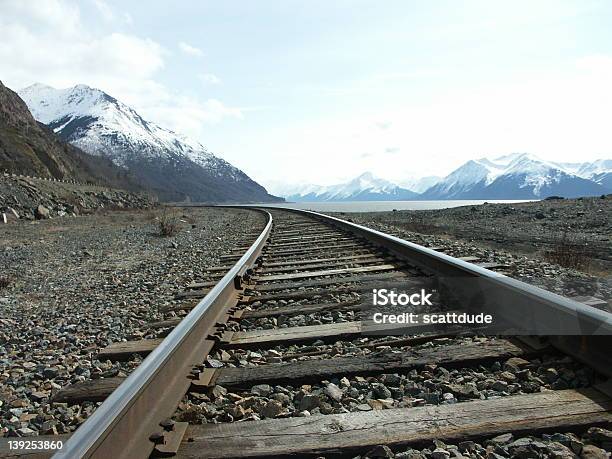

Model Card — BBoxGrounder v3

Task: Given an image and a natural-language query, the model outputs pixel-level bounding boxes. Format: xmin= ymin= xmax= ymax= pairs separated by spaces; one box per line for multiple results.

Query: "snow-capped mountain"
xmin=571 ymin=159 xmax=612 ymax=189
xmin=277 ymin=155 xmax=611 ymax=202
xmin=421 ymin=153 xmax=611 ymax=199
xmin=0 ymin=80 xmax=141 ymax=190
xmin=284 ymin=172 xmax=419 ymax=202
xmin=18 ymin=83 xmax=281 ymax=203
xmin=398 ymin=176 xmax=441 ymax=193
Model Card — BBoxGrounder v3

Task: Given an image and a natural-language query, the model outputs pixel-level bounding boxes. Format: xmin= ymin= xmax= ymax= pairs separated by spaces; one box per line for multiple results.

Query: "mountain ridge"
xmin=276 ymin=153 xmax=611 ymax=201
xmin=284 ymin=172 xmax=420 ymax=202
xmin=18 ymin=83 xmax=282 ymax=203
xmin=420 ymin=153 xmax=610 ymax=199
xmin=0 ymin=80 xmax=142 ymax=190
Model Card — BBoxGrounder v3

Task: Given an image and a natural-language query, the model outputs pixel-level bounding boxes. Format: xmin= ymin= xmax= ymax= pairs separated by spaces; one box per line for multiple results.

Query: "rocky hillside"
xmin=0 ymin=173 xmax=153 ymax=222
xmin=19 ymin=83 xmax=282 ymax=203
xmin=0 ymin=81 xmax=141 ymax=191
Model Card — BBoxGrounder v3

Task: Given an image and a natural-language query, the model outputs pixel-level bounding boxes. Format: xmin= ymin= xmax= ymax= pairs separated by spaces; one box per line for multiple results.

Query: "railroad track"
xmin=1 ymin=208 xmax=611 ymax=459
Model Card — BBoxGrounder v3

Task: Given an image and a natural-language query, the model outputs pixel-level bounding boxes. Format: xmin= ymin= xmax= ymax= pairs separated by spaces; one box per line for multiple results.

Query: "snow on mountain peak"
xmin=453 ymin=153 xmax=571 ymax=192
xmin=279 ymin=172 xmax=420 ymax=201
xmin=348 ymin=172 xmax=395 ymax=193
xmin=19 ymin=83 xmax=108 ymax=124
xmin=424 ymin=152 xmax=611 ymax=198
xmin=18 ymin=82 xmax=221 ymax=172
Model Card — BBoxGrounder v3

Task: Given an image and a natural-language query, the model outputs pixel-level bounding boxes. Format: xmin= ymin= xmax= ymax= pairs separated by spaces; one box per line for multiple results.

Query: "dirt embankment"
xmin=0 ymin=174 xmax=154 ymax=222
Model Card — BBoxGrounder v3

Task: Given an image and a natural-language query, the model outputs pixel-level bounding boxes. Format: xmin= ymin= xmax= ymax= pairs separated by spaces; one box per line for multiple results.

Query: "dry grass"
xmin=543 ymin=230 xmax=591 ymax=270
xmin=157 ymin=209 xmax=181 ymax=237
xmin=390 ymin=215 xmax=446 ymax=236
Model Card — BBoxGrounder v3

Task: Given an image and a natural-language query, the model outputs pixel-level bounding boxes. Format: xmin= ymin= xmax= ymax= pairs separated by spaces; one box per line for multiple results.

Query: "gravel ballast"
xmin=176 ymin=336 xmax=596 ymax=425
xmin=0 ymin=206 xmax=265 ymax=437
xmin=329 ymin=199 xmax=612 ymax=305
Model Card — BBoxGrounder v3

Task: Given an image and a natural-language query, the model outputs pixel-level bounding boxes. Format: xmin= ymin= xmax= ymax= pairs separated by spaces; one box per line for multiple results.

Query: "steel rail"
xmin=53 ymin=209 xmax=273 ymax=459
xmin=259 ymin=207 xmax=612 ymax=377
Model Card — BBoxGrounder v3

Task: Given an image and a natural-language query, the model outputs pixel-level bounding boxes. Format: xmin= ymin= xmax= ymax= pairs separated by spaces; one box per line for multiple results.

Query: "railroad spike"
xmin=160 ymin=419 xmax=175 ymax=431
xmin=149 ymin=432 xmax=165 ymax=444
xmin=233 ymin=275 xmax=243 ymax=289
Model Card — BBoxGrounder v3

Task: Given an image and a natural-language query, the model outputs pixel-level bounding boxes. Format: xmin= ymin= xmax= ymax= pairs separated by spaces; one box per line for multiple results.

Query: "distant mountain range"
xmin=5 ymin=83 xmax=610 ymax=203
xmin=18 ymin=83 xmax=281 ymax=203
xmin=279 ymin=154 xmax=612 ymax=202
xmin=421 ymin=153 xmax=611 ymax=199
xmin=284 ymin=172 xmax=420 ymax=202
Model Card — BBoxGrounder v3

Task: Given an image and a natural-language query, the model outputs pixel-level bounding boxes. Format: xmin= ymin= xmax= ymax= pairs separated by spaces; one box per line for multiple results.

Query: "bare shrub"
xmin=399 ymin=221 xmax=445 ymax=235
xmin=394 ymin=215 xmax=445 ymax=235
xmin=0 ymin=276 xmax=12 ymax=290
xmin=157 ymin=209 xmax=180 ymax=237
xmin=543 ymin=230 xmax=591 ymax=270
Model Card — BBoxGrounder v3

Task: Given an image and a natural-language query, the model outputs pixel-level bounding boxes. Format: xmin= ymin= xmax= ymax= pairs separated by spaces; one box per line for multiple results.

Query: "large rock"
xmin=299 ymin=394 xmax=321 ymax=411
xmin=250 ymin=384 xmax=273 ymax=397
xmin=581 ymin=445 xmax=609 ymax=459
xmin=34 ymin=205 xmax=50 ymax=219
xmin=324 ymin=383 xmax=344 ymax=402
xmin=260 ymin=400 xmax=283 ymax=418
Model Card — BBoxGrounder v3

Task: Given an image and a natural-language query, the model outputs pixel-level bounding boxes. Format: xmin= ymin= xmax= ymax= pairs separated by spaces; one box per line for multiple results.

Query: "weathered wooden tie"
xmin=261 ymin=253 xmax=387 ymax=268
xmin=53 ymin=339 xmax=534 ymax=404
xmin=264 ymin=242 xmax=371 ymax=257
xmin=205 ymin=339 xmax=535 ymax=388
xmin=266 ymin=237 xmax=353 ymax=249
xmin=256 ymin=256 xmax=390 ymax=274
xmin=176 ymin=388 xmax=612 ymax=458
xmin=253 ymin=264 xmax=400 ymax=282
xmin=249 ymin=272 xmax=418 ymax=294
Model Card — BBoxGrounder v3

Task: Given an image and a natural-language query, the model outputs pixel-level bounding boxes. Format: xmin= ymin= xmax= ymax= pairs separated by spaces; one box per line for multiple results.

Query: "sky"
xmin=1 ymin=0 xmax=612 ymax=193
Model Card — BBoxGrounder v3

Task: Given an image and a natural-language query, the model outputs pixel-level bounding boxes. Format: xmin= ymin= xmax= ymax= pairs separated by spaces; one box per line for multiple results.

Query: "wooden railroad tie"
xmin=176 ymin=388 xmax=612 ymax=459
xmin=54 ymin=339 xmax=540 ymax=404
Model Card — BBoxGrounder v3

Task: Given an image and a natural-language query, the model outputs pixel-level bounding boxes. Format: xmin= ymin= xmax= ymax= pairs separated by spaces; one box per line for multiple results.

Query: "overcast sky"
xmin=2 ymin=0 xmax=612 ymax=191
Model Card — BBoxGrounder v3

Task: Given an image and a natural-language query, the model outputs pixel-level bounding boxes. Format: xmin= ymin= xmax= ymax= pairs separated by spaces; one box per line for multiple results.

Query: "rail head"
xmin=54 ymin=208 xmax=273 ymax=459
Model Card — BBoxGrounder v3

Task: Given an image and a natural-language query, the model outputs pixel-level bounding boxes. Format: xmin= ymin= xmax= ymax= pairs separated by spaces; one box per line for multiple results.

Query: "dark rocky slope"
xmin=0 ymin=81 xmax=141 ymax=191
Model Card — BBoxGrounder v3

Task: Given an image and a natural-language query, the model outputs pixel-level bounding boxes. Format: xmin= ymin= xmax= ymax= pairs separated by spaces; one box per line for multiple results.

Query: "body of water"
xmin=254 ymin=200 xmax=532 ymax=212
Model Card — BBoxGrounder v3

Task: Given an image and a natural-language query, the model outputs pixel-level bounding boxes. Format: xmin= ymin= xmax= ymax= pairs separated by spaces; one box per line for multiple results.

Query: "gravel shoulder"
xmin=329 ymin=197 xmax=612 ymax=307
xmin=0 ymin=206 xmax=265 ymax=437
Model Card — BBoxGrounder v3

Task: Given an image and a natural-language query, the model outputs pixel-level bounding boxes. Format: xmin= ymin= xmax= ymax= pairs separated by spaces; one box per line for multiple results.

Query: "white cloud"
xmin=179 ymin=41 xmax=204 ymax=58
xmin=0 ymin=1 xmax=164 ymax=88
xmin=576 ymin=54 xmax=612 ymax=77
xmin=0 ymin=0 xmax=240 ymax=143
xmin=92 ymin=0 xmax=113 ymax=21
xmin=0 ymin=0 xmax=81 ymax=36
xmin=199 ymin=73 xmax=222 ymax=85
xmin=148 ymin=101 xmax=242 ymax=141
xmin=248 ymin=58 xmax=612 ymax=186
